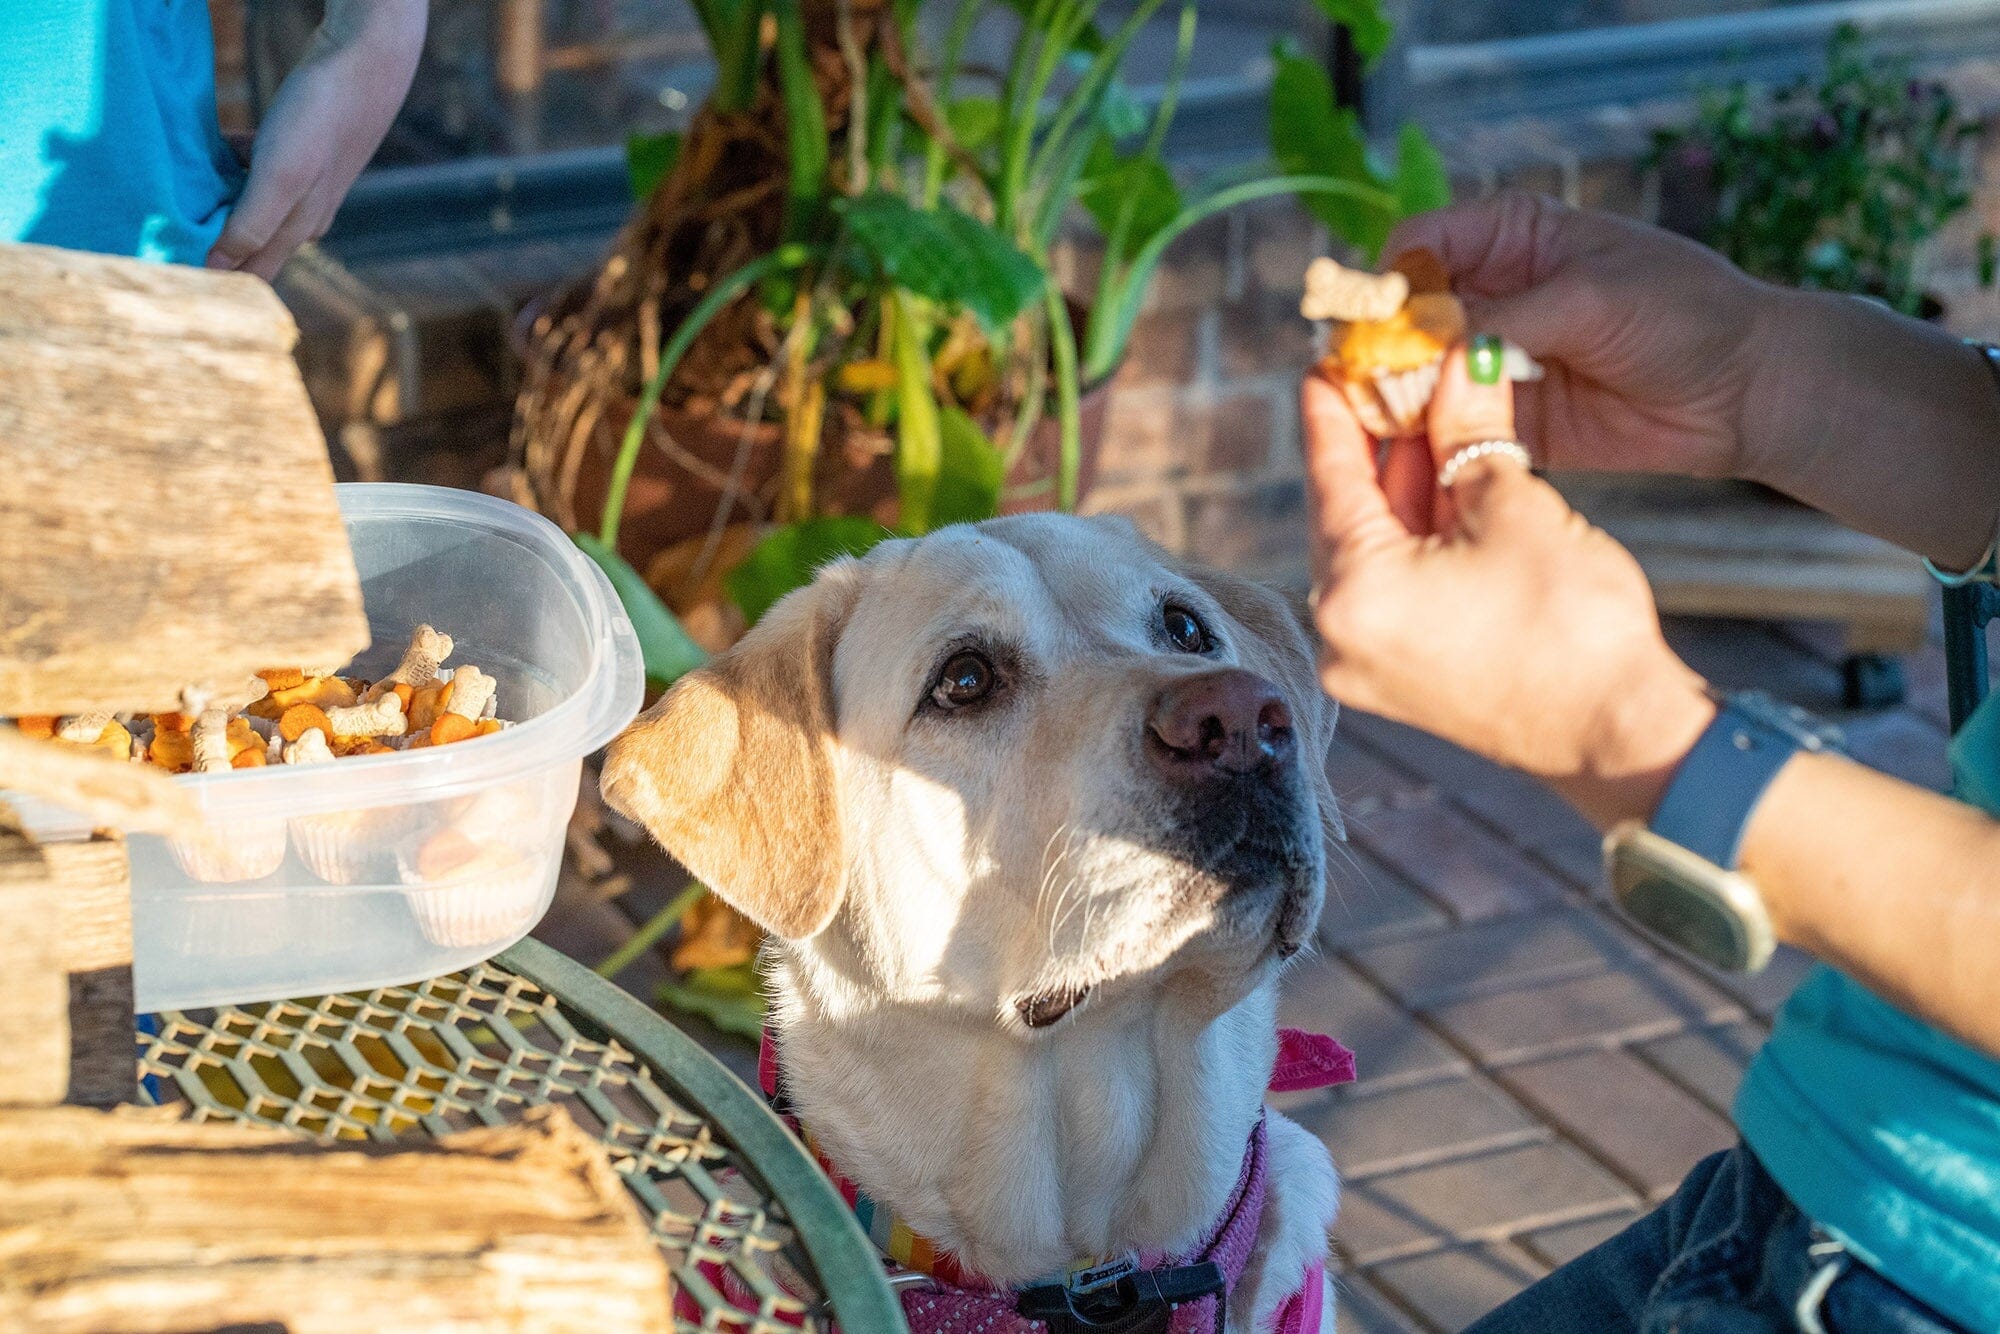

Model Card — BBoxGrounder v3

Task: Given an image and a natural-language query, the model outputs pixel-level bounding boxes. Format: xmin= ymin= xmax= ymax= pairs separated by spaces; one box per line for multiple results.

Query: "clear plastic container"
xmin=12 ymin=484 xmax=644 ymax=1011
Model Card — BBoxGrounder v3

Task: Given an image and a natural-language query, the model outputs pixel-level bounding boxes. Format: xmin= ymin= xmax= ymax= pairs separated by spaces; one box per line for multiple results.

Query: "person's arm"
xmin=1563 ymin=667 xmax=2000 ymax=1056
xmin=205 ymin=0 xmax=427 ymax=280
xmin=1747 ymin=752 xmax=2000 ymax=1054
xmin=1746 ymin=287 xmax=2000 ymax=570
xmin=1303 ymin=358 xmax=2000 ymax=1061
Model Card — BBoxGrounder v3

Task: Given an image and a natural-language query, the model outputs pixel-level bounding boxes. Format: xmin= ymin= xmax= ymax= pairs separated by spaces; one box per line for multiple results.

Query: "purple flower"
xmin=1908 ymin=78 xmax=1924 ymax=100
xmin=1677 ymin=142 xmax=1715 ymax=173
xmin=1811 ymin=114 xmax=1838 ymax=148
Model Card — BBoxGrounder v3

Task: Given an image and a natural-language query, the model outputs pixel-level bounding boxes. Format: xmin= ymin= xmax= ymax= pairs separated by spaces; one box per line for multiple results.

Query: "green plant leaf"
xmin=698 ymin=0 xmax=765 ymax=111
xmin=1078 ymin=141 xmax=1182 ymax=261
xmin=1082 ymin=173 xmax=1396 ymax=383
xmin=1392 ymin=122 xmax=1452 ymax=218
xmin=725 ymin=516 xmax=893 ymax=624
xmin=775 ymin=0 xmax=829 ymax=237
xmin=1000 ymin=0 xmax=1103 ymax=52
xmin=947 ymin=96 xmax=1004 ymax=154
xmin=1097 ymin=74 xmax=1150 ymax=141
xmin=836 ymin=192 xmax=1047 ymax=335
xmin=1267 ymin=47 xmax=1393 ymax=256
xmin=625 ymin=131 xmax=684 ymax=202
xmin=657 ymin=961 xmax=766 ymax=1040
xmin=934 ymin=406 xmax=1006 ymax=528
xmin=891 ymin=291 xmax=943 ymax=533
xmin=572 ymin=534 xmax=709 ymax=686
xmin=1311 ymin=0 xmax=1393 ymax=66
xmin=1044 ymin=283 xmax=1082 ymax=511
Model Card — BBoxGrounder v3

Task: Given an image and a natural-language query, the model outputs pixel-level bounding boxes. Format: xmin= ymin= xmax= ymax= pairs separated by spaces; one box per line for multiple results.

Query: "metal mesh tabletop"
xmin=136 ymin=936 xmax=905 ymax=1334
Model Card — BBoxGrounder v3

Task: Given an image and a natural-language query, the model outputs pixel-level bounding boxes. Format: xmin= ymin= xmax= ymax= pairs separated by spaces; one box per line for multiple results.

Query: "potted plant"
xmin=511 ymin=0 xmax=1447 ymax=1036
xmin=1651 ymin=22 xmax=1993 ymax=320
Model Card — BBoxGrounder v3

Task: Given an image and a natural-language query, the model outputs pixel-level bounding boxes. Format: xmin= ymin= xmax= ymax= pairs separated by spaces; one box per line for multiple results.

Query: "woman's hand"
xmin=1305 ymin=351 xmax=1715 ymax=828
xmin=205 ymin=0 xmax=427 ymax=280
xmin=1389 ymin=192 xmax=1775 ymax=480
xmin=1394 ymin=192 xmax=2000 ymax=569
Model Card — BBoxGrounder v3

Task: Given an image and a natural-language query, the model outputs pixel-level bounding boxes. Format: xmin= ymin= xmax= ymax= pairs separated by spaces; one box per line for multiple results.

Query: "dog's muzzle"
xmin=1139 ymin=668 xmax=1321 ymax=952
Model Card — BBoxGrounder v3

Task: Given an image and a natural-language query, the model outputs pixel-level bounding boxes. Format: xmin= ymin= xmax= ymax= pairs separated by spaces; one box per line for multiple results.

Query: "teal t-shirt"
xmin=0 ymin=0 xmax=242 ymax=262
xmin=1736 ymin=689 xmax=2000 ymax=1332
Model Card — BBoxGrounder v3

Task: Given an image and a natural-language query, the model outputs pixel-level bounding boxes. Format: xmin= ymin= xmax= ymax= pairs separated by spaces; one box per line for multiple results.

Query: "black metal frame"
xmin=1943 ymin=584 xmax=2000 ymax=734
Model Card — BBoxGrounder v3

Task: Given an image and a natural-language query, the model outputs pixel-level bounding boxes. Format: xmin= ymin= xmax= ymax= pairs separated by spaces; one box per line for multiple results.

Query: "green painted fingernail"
xmin=1468 ymin=334 xmax=1504 ymax=385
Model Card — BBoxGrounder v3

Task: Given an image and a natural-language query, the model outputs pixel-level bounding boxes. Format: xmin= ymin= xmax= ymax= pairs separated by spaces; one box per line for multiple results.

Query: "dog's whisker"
xmin=1033 ymin=822 xmax=1074 ymax=942
xmin=1321 ymin=835 xmax=1369 ymax=920
xmin=1049 ymin=877 xmax=1084 ymax=952
xmin=1042 ymin=826 xmax=1089 ymax=954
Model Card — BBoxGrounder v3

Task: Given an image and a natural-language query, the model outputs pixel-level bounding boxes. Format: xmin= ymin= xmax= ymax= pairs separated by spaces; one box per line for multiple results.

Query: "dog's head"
xmin=601 ymin=513 xmax=1340 ymax=1031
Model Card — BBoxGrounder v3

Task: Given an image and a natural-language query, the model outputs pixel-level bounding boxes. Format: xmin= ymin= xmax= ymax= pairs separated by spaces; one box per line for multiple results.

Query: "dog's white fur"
xmin=603 ymin=514 xmax=1343 ymax=1331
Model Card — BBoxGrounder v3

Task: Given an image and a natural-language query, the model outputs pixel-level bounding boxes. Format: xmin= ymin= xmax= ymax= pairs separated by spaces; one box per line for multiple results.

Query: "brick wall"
xmin=1065 ymin=201 xmax=1328 ymax=586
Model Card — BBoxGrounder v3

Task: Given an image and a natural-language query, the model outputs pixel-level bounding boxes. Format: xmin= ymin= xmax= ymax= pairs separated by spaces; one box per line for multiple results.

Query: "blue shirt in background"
xmin=1736 ymin=688 xmax=2000 ymax=1333
xmin=0 ymin=0 xmax=242 ymax=262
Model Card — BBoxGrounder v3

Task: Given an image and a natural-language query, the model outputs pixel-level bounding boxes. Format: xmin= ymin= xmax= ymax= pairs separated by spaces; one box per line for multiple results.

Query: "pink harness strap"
xmin=758 ymin=1026 xmax=1354 ymax=1334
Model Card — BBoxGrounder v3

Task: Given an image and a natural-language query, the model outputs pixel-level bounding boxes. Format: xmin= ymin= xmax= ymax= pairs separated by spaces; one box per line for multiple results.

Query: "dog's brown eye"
xmin=1162 ymin=603 xmax=1209 ymax=653
xmin=932 ymin=650 xmax=996 ymax=708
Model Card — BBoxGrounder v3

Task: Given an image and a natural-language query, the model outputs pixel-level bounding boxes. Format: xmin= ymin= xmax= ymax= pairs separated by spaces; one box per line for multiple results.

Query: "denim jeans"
xmin=1461 ymin=1145 xmax=1967 ymax=1333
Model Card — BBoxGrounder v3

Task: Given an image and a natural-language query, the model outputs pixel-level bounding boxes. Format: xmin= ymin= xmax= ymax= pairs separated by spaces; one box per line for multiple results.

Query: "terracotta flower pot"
xmin=513 ymin=296 xmax=1113 ymax=573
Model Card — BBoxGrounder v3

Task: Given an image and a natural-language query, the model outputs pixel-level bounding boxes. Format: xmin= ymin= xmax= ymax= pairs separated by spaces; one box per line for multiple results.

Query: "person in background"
xmin=0 ymin=0 xmax=425 ymax=276
xmin=1303 ymin=191 xmax=2000 ymax=1333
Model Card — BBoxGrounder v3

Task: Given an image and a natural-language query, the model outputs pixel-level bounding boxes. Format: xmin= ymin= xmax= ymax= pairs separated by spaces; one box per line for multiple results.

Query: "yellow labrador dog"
xmin=603 ymin=513 xmax=1344 ymax=1332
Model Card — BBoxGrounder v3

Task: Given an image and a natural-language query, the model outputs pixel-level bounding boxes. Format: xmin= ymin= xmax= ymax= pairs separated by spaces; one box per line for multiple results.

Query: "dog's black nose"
xmin=1148 ymin=669 xmax=1294 ymax=777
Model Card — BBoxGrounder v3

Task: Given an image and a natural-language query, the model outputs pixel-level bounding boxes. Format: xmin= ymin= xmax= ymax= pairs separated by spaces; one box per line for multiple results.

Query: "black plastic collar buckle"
xmin=1015 ymin=1259 xmax=1225 ymax=1333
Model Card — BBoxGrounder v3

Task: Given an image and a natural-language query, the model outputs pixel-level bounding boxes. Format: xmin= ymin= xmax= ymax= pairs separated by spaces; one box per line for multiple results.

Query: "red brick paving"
xmin=1370 ymin=1244 xmax=1550 ymax=1333
xmin=1277 ymin=611 xmax=1967 ymax=1329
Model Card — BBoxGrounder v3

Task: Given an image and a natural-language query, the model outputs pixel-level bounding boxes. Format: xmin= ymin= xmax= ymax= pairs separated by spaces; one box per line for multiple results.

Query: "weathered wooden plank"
xmin=41 ymin=834 xmax=134 ymax=1108
xmin=0 ymin=1103 xmax=675 ymax=1333
xmin=0 ymin=820 xmax=133 ymax=1108
xmin=0 ymin=242 xmax=369 ymax=716
xmin=0 ymin=833 xmax=69 ymax=1108
xmin=0 ymin=728 xmax=197 ymax=835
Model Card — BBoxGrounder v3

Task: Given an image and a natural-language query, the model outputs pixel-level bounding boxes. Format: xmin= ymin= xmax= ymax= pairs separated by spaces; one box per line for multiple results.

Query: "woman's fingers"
xmin=205 ymin=164 xmax=297 ymax=271
xmin=1380 ymin=437 xmax=1436 ymax=535
xmin=1427 ymin=343 xmax=1517 ymax=460
xmin=1385 ymin=191 xmax=1568 ymax=300
xmin=1427 ymin=343 xmax=1583 ymax=545
xmin=1302 ymin=375 xmax=1409 ymax=567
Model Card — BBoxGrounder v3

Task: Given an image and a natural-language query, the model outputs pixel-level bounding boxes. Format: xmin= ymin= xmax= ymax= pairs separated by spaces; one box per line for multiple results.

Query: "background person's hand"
xmin=205 ymin=0 xmax=427 ymax=281
xmin=1389 ymin=191 xmax=1776 ymax=480
xmin=1304 ymin=352 xmax=1715 ymax=827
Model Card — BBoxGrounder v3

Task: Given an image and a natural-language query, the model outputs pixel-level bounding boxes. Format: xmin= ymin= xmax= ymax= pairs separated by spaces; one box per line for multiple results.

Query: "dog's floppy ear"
xmin=1178 ymin=563 xmax=1344 ymax=842
xmin=600 ymin=562 xmax=862 ymax=940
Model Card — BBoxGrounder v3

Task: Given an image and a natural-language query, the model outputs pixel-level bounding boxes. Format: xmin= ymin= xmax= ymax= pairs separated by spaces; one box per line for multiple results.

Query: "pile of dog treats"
xmin=9 ymin=625 xmax=509 ymax=772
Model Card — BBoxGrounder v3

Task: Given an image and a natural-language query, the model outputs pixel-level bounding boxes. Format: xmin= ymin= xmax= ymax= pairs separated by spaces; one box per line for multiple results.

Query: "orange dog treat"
xmin=278 ymin=704 xmax=334 ymax=743
xmin=1302 ymin=252 xmax=1467 ymax=437
xmin=430 ymin=714 xmax=477 ymax=747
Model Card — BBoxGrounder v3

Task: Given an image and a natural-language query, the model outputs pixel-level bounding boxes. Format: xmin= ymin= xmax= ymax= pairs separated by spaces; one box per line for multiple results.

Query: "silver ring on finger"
xmin=1437 ymin=439 xmax=1532 ymax=490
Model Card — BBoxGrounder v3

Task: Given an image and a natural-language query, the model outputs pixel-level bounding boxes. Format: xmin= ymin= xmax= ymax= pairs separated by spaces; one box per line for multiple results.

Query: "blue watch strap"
xmin=1649 ymin=693 xmax=1827 ymax=869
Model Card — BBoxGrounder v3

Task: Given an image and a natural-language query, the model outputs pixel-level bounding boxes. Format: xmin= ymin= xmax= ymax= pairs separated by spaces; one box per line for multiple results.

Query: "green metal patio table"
xmin=134 ymin=936 xmax=906 ymax=1334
